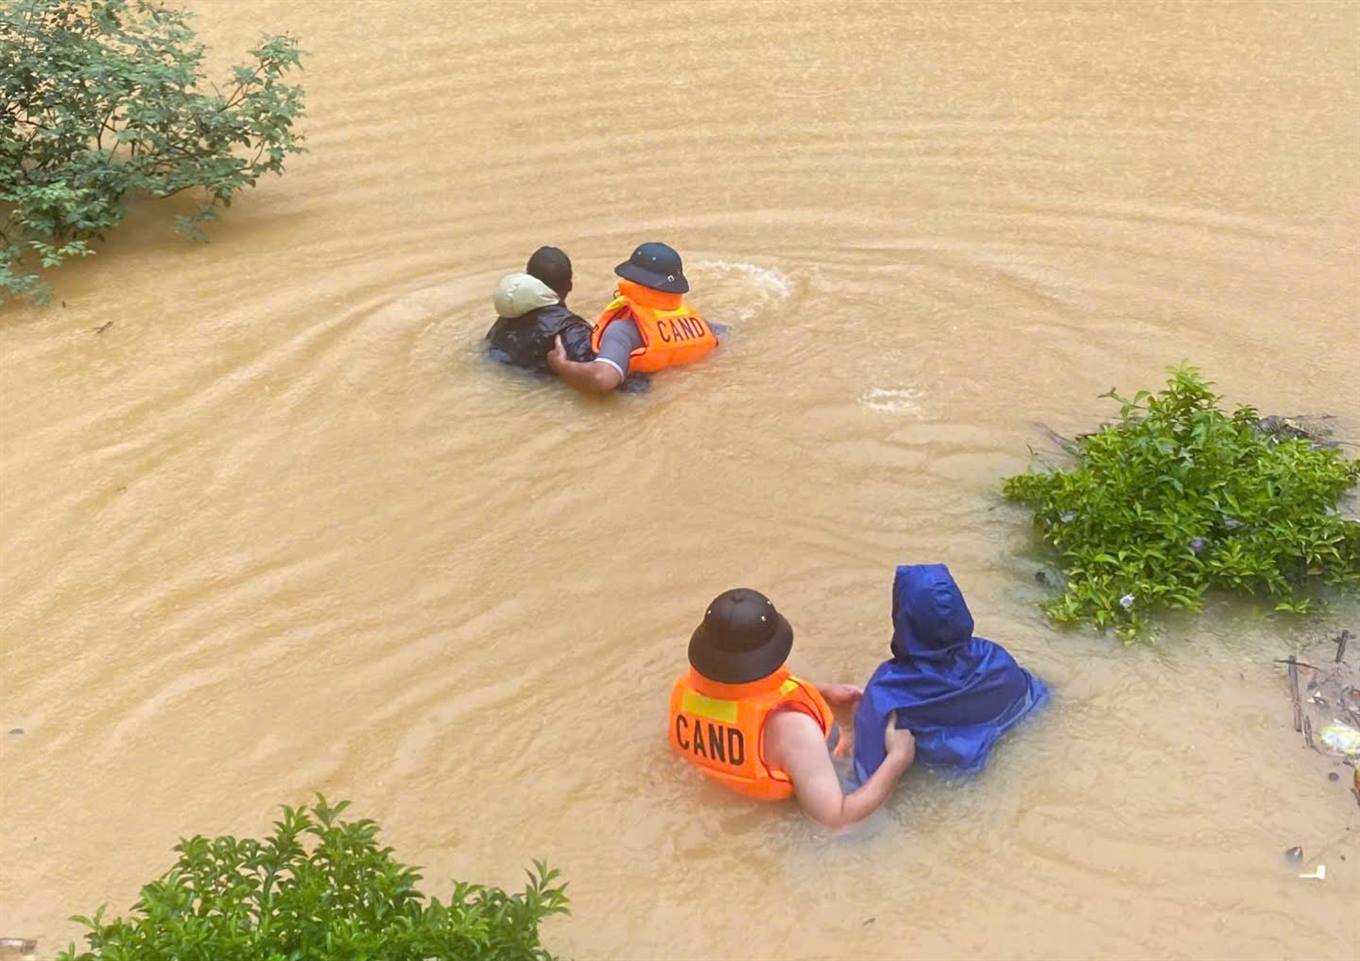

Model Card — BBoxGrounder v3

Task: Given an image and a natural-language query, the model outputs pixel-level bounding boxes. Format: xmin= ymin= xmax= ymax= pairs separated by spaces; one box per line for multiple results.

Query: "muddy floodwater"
xmin=3 ymin=1 xmax=1359 ymax=958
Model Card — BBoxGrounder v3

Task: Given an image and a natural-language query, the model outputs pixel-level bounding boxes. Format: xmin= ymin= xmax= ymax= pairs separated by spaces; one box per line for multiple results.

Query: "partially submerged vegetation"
xmin=1 ymin=0 xmax=306 ymax=303
xmin=1005 ymin=367 xmax=1360 ymax=639
xmin=57 ymin=798 xmax=569 ymax=961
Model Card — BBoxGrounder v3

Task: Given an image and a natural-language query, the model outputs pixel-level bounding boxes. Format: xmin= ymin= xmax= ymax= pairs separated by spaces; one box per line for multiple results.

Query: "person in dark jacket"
xmin=485 ymin=246 xmax=594 ymax=373
xmin=853 ymin=564 xmax=1049 ymax=781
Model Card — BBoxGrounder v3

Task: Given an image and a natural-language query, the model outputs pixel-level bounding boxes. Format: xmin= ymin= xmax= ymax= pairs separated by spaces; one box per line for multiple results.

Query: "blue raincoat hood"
xmin=853 ymin=564 xmax=1048 ymax=779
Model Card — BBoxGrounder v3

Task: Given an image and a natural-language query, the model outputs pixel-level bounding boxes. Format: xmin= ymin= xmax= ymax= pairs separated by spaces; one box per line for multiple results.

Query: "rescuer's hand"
xmin=883 ymin=713 xmax=916 ymax=765
xmin=546 ymin=334 xmax=567 ymax=370
xmin=817 ymin=683 xmax=864 ymax=706
xmin=768 ymin=708 xmax=914 ymax=829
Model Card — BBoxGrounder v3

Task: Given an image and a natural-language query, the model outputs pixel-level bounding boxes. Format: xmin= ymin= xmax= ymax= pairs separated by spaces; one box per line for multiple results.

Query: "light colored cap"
xmin=493 ymin=272 xmax=559 ymax=319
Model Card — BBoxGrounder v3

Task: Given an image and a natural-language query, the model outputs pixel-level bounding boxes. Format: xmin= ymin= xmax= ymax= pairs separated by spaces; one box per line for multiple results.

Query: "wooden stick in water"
xmin=1273 ymin=658 xmax=1323 ymax=672
xmin=1287 ymin=656 xmax=1302 ymax=733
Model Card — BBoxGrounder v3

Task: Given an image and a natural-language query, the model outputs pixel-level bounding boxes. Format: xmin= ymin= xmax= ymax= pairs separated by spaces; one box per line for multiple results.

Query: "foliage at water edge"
xmin=1 ymin=0 xmax=305 ymax=303
xmin=1003 ymin=366 xmax=1360 ymax=640
xmin=56 ymin=798 xmax=570 ymax=961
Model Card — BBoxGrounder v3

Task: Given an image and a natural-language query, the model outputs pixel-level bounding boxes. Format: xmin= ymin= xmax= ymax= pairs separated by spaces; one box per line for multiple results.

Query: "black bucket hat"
xmin=615 ymin=241 xmax=689 ymax=294
xmin=688 ymin=588 xmax=794 ymax=684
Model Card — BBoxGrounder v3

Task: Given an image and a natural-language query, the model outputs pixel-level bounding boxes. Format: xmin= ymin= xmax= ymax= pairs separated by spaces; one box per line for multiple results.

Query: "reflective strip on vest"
xmin=684 ymin=680 xmax=798 ymax=722
xmin=680 ymin=690 xmax=738 ymax=724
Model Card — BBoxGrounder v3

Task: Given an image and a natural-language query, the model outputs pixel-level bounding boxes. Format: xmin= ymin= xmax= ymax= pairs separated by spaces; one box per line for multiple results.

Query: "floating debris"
xmin=1279 ymin=637 xmax=1360 ymax=809
xmin=1318 ymin=723 xmax=1360 ymax=759
xmin=1297 ymin=864 xmax=1327 ymax=881
xmin=1255 ymin=415 xmax=1339 ymax=449
xmin=0 ymin=938 xmax=36 ymax=960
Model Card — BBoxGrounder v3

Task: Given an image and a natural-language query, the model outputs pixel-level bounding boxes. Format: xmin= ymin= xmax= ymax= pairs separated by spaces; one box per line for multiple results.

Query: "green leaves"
xmin=56 ymin=797 xmax=569 ymax=961
xmin=1004 ymin=366 xmax=1360 ymax=640
xmin=1 ymin=0 xmax=306 ymax=303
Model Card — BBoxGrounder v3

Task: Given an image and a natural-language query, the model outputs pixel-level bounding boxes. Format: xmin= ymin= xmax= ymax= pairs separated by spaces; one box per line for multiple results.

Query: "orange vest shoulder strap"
xmin=591 ymin=296 xmax=635 ymax=353
xmin=774 ymin=674 xmax=833 ymax=733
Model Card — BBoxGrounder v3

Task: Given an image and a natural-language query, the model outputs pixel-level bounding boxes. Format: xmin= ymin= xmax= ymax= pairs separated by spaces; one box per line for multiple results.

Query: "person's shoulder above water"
xmin=485 ymin=272 xmax=578 ymax=372
xmin=490 ymin=272 xmax=589 ymax=340
xmin=591 ymin=312 xmax=645 ymax=380
xmin=491 ymin=271 xmax=560 ymax=324
xmin=853 ymin=564 xmax=1049 ymax=780
xmin=485 ymin=245 xmax=595 ymax=372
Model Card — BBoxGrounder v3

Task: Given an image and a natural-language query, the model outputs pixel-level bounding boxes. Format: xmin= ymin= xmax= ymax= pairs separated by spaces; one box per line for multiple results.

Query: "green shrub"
xmin=1004 ymin=366 xmax=1360 ymax=639
xmin=57 ymin=798 xmax=569 ymax=961
xmin=1 ymin=0 xmax=305 ymax=303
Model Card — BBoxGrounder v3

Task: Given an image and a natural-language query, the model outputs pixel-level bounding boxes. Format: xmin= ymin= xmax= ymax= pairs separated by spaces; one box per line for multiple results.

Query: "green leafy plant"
xmin=1004 ymin=366 xmax=1360 ymax=640
xmin=1 ymin=0 xmax=305 ymax=303
xmin=57 ymin=797 xmax=569 ymax=961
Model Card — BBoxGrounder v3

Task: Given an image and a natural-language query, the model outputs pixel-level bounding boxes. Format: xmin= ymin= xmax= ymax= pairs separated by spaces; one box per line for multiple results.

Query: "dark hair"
xmin=526 ymin=246 xmax=572 ymax=298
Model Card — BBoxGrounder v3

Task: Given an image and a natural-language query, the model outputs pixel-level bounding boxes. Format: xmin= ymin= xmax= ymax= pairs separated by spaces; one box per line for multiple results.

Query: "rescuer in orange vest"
xmin=668 ymin=588 xmax=916 ymax=828
xmin=547 ymin=242 xmax=718 ymax=392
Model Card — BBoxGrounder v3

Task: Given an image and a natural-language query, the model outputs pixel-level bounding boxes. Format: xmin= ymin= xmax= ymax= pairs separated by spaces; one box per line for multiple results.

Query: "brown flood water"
xmin=3 ymin=1 xmax=1359 ymax=958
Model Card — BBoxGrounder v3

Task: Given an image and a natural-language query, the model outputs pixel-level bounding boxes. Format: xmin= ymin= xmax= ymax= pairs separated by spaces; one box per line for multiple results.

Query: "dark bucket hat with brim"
xmin=688 ymin=588 xmax=793 ymax=684
xmin=615 ymin=241 xmax=689 ymax=294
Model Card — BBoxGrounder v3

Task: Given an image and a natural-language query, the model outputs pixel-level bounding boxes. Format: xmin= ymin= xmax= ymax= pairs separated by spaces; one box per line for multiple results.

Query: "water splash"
xmin=690 ymin=260 xmax=792 ymax=323
xmin=859 ymin=387 xmax=923 ymax=415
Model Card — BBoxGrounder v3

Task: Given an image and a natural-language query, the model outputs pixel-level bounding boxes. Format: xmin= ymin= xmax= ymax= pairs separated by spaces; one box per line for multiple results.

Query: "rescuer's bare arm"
xmin=547 ymin=334 xmax=623 ymax=393
xmin=764 ymin=710 xmax=914 ymax=830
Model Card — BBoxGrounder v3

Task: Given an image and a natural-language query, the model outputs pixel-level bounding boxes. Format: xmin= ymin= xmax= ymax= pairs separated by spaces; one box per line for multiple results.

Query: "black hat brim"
xmin=615 ymin=260 xmax=689 ymax=294
xmin=688 ymin=611 xmax=793 ymax=684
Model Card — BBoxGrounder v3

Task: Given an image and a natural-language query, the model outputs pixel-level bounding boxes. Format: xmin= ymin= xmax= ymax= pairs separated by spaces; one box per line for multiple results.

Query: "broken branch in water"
xmin=1033 ymin=422 xmax=1075 ymax=450
xmin=1274 ymin=658 xmax=1324 ymax=672
xmin=1337 ymin=630 xmax=1350 ymax=664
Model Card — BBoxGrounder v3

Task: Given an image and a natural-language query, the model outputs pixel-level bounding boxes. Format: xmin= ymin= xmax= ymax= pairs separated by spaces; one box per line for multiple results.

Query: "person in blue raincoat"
xmin=854 ymin=564 xmax=1049 ymax=782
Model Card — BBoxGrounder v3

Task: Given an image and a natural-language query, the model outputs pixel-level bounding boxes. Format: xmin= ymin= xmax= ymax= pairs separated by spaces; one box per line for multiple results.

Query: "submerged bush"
xmin=1 ymin=0 xmax=305 ymax=303
xmin=1004 ymin=366 xmax=1360 ymax=639
xmin=57 ymin=798 xmax=569 ymax=961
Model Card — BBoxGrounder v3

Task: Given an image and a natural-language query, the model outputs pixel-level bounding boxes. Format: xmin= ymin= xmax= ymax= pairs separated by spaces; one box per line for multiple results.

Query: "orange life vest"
xmin=667 ymin=665 xmax=835 ymax=801
xmin=592 ymin=279 xmax=718 ymax=374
